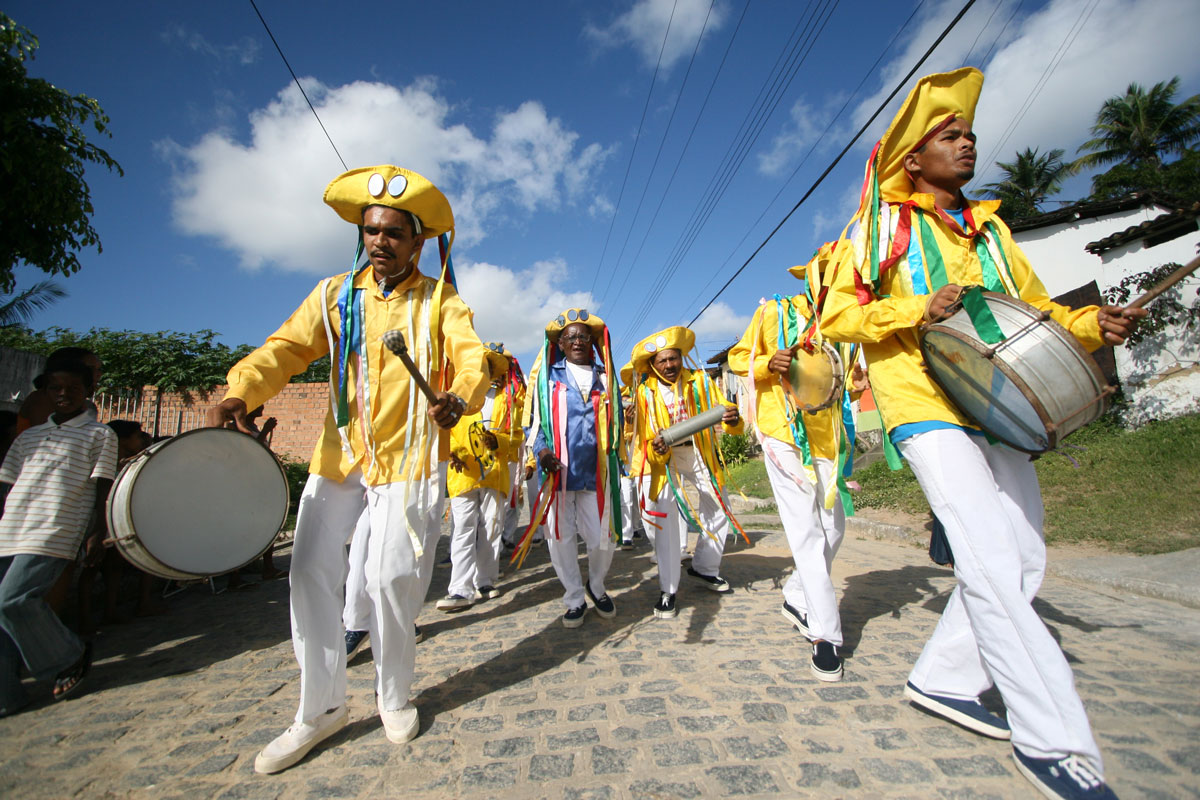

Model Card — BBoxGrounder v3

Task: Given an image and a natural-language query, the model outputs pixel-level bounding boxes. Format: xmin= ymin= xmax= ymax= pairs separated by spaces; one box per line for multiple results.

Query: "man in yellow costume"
xmin=438 ymin=343 xmax=523 ymax=611
xmin=820 ymin=69 xmax=1142 ymax=800
xmin=727 ymin=248 xmax=864 ymax=682
xmin=628 ymin=326 xmax=742 ymax=620
xmin=209 ymin=165 xmax=487 ymax=773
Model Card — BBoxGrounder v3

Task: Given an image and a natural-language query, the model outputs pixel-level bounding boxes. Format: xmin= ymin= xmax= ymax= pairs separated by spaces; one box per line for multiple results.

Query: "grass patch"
xmin=725 ymin=457 xmax=773 ymax=499
xmin=851 ymin=414 xmax=1200 ymax=554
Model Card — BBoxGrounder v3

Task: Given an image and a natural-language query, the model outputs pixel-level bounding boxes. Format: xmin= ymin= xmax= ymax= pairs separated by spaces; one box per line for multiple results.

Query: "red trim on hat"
xmin=908 ymin=114 xmax=958 ymax=155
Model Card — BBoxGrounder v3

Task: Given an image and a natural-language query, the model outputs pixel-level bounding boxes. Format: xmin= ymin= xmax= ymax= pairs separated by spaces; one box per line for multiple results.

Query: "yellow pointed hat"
xmin=875 ymin=67 xmax=984 ymax=203
xmin=323 ymin=165 xmax=453 ymax=238
xmin=631 ymin=326 xmax=695 ymax=372
xmin=545 ymin=308 xmax=606 ymax=342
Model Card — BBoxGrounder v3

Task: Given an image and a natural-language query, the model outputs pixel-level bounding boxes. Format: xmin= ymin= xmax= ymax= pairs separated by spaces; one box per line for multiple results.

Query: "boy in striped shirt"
xmin=0 ymin=361 xmax=117 ymax=715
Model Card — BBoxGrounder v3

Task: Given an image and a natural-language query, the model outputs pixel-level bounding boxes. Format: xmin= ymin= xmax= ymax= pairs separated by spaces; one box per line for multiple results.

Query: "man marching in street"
xmin=819 ymin=68 xmax=1144 ymax=799
xmin=628 ymin=326 xmax=743 ymax=620
xmin=727 ymin=247 xmax=866 ymax=682
xmin=208 ymin=165 xmax=487 ymax=774
xmin=521 ymin=309 xmax=624 ymax=628
xmin=438 ymin=343 xmax=523 ymax=611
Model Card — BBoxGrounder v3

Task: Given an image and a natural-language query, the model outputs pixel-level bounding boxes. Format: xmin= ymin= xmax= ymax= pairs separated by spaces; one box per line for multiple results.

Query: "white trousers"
xmin=290 ymin=469 xmax=442 ymax=722
xmin=526 ymin=472 xmax=545 ymax=540
xmin=899 ymin=429 xmax=1101 ymax=770
xmin=447 ymin=488 xmax=502 ymax=597
xmin=619 ymin=475 xmax=644 ymax=542
xmin=762 ymin=438 xmax=844 ymax=646
xmin=342 ymin=508 xmax=371 ymax=632
xmin=640 ymin=446 xmax=727 ymax=594
xmin=545 ymin=489 xmax=614 ymax=609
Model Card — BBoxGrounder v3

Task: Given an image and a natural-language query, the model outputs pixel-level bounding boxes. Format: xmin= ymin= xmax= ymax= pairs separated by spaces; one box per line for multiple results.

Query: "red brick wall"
xmin=95 ymin=384 xmax=330 ymax=462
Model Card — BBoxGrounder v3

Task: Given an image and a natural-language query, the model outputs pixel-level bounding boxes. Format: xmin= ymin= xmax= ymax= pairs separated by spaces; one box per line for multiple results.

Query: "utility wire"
xmin=249 ymin=0 xmax=347 ymax=170
xmin=588 ymin=0 xmax=681 ymax=294
xmin=686 ymin=0 xmax=979 ymax=328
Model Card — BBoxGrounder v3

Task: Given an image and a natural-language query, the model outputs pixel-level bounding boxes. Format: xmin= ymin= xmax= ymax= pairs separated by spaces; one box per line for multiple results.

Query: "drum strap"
xmin=915 ymin=212 xmax=1008 ymax=345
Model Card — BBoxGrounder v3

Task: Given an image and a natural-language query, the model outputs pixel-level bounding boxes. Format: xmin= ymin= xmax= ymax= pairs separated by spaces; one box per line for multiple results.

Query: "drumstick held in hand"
xmin=381 ymin=330 xmax=439 ymax=404
xmin=1127 ymin=254 xmax=1200 ymax=310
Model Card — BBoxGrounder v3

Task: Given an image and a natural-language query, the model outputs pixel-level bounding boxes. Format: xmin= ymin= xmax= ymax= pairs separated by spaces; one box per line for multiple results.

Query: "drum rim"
xmin=920 ymin=292 xmax=1109 ymax=454
xmin=109 ymin=427 xmax=290 ymax=579
xmin=781 ymin=341 xmax=845 ymax=413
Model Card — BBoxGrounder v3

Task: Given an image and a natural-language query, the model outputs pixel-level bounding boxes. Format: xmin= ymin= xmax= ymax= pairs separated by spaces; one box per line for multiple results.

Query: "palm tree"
xmin=1075 ymin=77 xmax=1200 ymax=171
xmin=982 ymin=147 xmax=1077 ymax=220
xmin=0 ymin=280 xmax=66 ymax=326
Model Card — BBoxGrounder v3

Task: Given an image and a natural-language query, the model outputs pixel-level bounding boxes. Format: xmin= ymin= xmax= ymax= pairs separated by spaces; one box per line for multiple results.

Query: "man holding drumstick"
xmin=209 ymin=165 xmax=487 ymax=774
xmin=819 ymin=69 xmax=1143 ymax=799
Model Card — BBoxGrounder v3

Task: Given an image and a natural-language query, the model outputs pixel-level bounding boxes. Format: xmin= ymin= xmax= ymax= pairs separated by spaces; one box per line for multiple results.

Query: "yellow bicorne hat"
xmin=875 ymin=67 xmax=983 ymax=204
xmin=482 ymin=342 xmax=510 ymax=380
xmin=631 ymin=326 xmax=695 ymax=373
xmin=619 ymin=361 xmax=635 ymax=389
xmin=546 ymin=308 xmax=606 ymax=342
xmin=323 ymin=165 xmax=454 ymax=239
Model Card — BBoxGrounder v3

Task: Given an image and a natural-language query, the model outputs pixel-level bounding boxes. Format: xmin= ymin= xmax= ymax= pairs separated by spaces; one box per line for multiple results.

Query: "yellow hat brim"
xmin=484 ymin=349 xmax=510 ymax=380
xmin=546 ymin=310 xmax=606 ymax=341
xmin=876 ymin=68 xmax=984 ymax=204
xmin=631 ymin=326 xmax=695 ymax=372
xmin=323 ymin=165 xmax=453 ymax=238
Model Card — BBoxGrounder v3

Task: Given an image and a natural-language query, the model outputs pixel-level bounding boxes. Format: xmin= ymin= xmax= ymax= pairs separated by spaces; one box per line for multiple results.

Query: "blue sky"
xmin=7 ymin=0 xmax=1199 ymax=371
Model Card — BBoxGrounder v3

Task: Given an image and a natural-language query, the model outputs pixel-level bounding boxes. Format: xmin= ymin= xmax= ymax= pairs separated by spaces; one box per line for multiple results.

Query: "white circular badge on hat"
xmin=387 ymin=175 xmax=407 ymax=197
xmin=655 ymin=335 xmax=668 ymax=348
xmin=367 ymin=173 xmax=385 ymax=197
xmin=644 ymin=342 xmax=657 ymax=353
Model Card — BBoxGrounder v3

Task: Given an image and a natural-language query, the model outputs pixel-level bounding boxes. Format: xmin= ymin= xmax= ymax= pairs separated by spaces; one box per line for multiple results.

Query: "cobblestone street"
xmin=2 ymin=523 xmax=1198 ymax=799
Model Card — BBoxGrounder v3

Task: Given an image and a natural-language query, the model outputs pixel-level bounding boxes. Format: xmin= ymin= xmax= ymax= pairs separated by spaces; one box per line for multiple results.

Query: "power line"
xmin=249 ymin=0 xmax=347 ymax=170
xmin=686 ymin=0 xmax=979 ymax=328
xmin=588 ymin=0 xmax=681 ymax=294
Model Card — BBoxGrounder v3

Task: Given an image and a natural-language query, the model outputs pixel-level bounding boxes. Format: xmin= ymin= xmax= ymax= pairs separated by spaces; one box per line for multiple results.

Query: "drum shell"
xmin=783 ymin=341 xmax=844 ymax=412
xmin=920 ymin=293 xmax=1109 ymax=453
xmin=106 ymin=428 xmax=290 ymax=580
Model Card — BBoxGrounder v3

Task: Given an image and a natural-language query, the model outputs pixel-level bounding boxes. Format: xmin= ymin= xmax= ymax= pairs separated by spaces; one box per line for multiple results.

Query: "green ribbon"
xmin=960 ymin=285 xmax=1006 ymax=345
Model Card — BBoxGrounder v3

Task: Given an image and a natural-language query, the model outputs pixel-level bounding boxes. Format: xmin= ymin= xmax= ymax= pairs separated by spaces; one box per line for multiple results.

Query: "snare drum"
xmin=920 ymin=292 xmax=1113 ymax=454
xmin=782 ymin=341 xmax=844 ymax=413
xmin=106 ymin=428 xmax=290 ymax=580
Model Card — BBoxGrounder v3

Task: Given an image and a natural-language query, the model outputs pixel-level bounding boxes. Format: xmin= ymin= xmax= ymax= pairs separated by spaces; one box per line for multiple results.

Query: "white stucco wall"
xmin=1013 ymin=206 xmax=1199 ymax=425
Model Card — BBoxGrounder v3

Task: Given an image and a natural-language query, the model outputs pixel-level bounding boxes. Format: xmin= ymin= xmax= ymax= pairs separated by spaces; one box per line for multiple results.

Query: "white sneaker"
xmin=254 ymin=705 xmax=348 ymax=774
xmin=379 ymin=703 xmax=420 ymax=744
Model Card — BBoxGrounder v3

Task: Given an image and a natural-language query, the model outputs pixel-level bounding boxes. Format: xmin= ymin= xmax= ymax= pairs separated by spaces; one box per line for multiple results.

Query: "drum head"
xmin=921 ymin=330 xmax=1049 ymax=452
xmin=126 ymin=428 xmax=289 ymax=575
xmin=783 ymin=343 xmax=844 ymax=412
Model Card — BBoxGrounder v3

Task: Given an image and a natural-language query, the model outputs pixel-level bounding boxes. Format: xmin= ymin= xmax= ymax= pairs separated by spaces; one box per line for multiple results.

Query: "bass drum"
xmin=920 ymin=292 xmax=1112 ymax=454
xmin=107 ymin=427 xmax=290 ymax=580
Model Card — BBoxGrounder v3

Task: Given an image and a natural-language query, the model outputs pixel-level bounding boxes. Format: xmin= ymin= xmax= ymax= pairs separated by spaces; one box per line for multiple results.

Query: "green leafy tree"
xmin=0 ymin=13 xmax=123 ymax=292
xmin=1104 ymin=261 xmax=1200 ymax=350
xmin=0 ymin=280 xmax=65 ymax=326
xmin=982 ymin=147 xmax=1077 ymax=221
xmin=1089 ymin=147 xmax=1200 ymax=204
xmin=1076 ymin=77 xmax=1200 ymax=172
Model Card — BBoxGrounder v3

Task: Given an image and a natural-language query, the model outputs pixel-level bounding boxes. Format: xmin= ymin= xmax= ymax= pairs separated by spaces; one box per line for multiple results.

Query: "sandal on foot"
xmin=53 ymin=642 xmax=93 ymax=701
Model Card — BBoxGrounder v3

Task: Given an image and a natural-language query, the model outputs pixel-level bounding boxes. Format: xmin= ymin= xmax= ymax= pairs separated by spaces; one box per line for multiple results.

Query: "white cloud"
xmin=587 ymin=0 xmax=727 ymax=71
xmin=162 ymin=25 xmax=259 ymax=66
xmin=161 ymin=79 xmax=611 ymax=273
xmin=757 ymin=97 xmax=831 ymax=176
xmin=833 ymin=0 xmax=1200 ymax=194
xmin=454 ymin=257 xmax=596 ymax=357
xmin=689 ymin=301 xmax=751 ymax=352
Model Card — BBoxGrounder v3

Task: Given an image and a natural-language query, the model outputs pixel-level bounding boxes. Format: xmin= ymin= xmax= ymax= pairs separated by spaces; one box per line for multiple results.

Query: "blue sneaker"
xmin=344 ymin=629 xmax=369 ymax=658
xmin=904 ymin=681 xmax=1010 ymax=739
xmin=1013 ymin=749 xmax=1117 ymax=799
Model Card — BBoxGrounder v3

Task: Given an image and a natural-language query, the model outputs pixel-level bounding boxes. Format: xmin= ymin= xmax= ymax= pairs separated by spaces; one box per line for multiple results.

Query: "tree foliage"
xmin=1104 ymin=261 xmax=1200 ymax=349
xmin=0 ymin=13 xmax=123 ymax=293
xmin=1088 ymin=147 xmax=1200 ymax=205
xmin=1076 ymin=77 xmax=1200 ymax=171
xmin=0 ymin=279 xmax=65 ymax=326
xmin=0 ymin=327 xmax=254 ymax=393
xmin=982 ymin=147 xmax=1077 ymax=221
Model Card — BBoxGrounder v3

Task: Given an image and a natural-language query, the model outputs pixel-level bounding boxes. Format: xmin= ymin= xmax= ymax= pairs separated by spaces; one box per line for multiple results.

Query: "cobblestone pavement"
xmin=2 ymin=522 xmax=1198 ymax=799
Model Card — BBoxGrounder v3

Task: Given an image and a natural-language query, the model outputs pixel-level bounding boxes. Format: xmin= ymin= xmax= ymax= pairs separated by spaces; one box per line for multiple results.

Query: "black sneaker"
xmin=477 ymin=585 xmax=501 ymax=600
xmin=904 ymin=681 xmax=1010 ymax=739
xmin=620 ymin=540 xmax=634 ymax=551
xmin=686 ymin=567 xmax=731 ymax=593
xmin=1012 ymin=748 xmax=1116 ymax=799
xmin=563 ymin=605 xmax=587 ymax=628
xmin=810 ymin=641 xmax=843 ymax=682
xmin=344 ymin=629 xmax=369 ymax=657
xmin=584 ymin=584 xmax=616 ymax=618
xmin=414 ymin=624 xmax=424 ymax=644
xmin=781 ymin=601 xmax=812 ymax=639
xmin=653 ymin=592 xmax=677 ymax=619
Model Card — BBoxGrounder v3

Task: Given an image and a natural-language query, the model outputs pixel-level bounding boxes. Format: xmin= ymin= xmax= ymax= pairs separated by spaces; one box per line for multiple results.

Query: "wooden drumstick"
xmin=381 ymin=330 xmax=438 ymax=404
xmin=1127 ymin=254 xmax=1200 ymax=310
